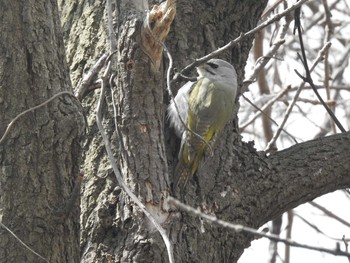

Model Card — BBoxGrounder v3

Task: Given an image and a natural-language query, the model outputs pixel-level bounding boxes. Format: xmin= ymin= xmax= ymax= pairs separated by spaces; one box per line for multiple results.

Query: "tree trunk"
xmin=0 ymin=1 xmax=84 ymax=262
xmin=58 ymin=0 xmax=350 ymax=262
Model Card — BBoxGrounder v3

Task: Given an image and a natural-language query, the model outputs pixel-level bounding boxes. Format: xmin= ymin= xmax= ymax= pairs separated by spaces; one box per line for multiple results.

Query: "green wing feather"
xmin=174 ymin=77 xmax=235 ymax=191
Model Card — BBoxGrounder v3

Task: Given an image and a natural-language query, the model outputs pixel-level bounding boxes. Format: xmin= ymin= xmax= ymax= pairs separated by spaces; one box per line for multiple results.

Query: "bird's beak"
xmin=196 ymin=64 xmax=206 ymax=78
xmin=197 ymin=63 xmax=215 ymax=76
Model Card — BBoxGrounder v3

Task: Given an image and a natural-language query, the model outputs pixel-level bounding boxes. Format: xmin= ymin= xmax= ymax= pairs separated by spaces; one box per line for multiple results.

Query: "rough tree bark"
xmin=0 ymin=1 xmax=85 ymax=262
xmin=57 ymin=0 xmax=350 ymax=263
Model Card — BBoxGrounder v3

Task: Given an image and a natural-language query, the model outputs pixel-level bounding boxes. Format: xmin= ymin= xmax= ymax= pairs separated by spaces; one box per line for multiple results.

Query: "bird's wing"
xmin=185 ymin=79 xmax=217 ymax=160
xmin=188 ymin=78 xmax=216 ymax=138
xmin=186 ymin=78 xmax=236 ymax=159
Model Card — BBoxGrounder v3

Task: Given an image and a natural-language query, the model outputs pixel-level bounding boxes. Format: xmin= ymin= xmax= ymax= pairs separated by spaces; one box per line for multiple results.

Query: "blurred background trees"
xmin=239 ymin=1 xmax=350 ymax=262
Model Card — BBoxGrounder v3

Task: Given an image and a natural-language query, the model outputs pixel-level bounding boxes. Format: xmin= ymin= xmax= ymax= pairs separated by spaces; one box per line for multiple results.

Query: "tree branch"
xmin=167 ymin=197 xmax=350 ymax=258
xmin=309 ymin=201 xmax=350 ymax=228
xmin=265 ymin=41 xmax=332 ymax=152
xmin=265 ymin=131 xmax=350 ymax=221
xmin=294 ymin=4 xmax=346 ymax=132
xmin=174 ymin=0 xmax=310 ymax=79
xmin=75 ymin=54 xmax=107 ymax=101
xmin=0 ymin=222 xmax=49 ymax=263
xmin=0 ymin=91 xmax=77 ymax=145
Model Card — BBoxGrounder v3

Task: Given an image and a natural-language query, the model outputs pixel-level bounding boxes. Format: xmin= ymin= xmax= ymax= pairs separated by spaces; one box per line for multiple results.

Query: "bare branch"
xmin=294 ymin=6 xmax=346 ymax=132
xmin=309 ymin=201 xmax=350 ymax=228
xmin=0 ymin=91 xmax=77 ymax=145
xmin=321 ymin=0 xmax=335 ymax=132
xmin=265 ymin=41 xmax=332 ymax=152
xmin=175 ymin=0 xmax=311 ymax=79
xmin=168 ymin=196 xmax=350 ymax=258
xmin=242 ymin=8 xmax=292 ymax=93
xmin=285 ymin=210 xmax=294 ymax=263
xmin=294 ymin=213 xmax=346 ymax=241
xmin=240 ymin=86 xmax=290 ymax=130
xmin=240 ymin=92 xmax=298 ymax=145
xmin=75 ymin=54 xmax=108 ymax=101
xmin=342 ymin=236 xmax=350 ymax=263
xmin=268 ymin=216 xmax=282 ymax=263
xmin=0 ymin=222 xmax=49 ymax=263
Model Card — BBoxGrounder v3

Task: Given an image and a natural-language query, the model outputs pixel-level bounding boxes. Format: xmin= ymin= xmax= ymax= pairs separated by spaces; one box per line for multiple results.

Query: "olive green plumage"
xmin=168 ymin=59 xmax=238 ymax=190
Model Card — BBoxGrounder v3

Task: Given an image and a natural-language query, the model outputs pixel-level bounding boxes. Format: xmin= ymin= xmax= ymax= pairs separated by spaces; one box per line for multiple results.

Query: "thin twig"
xmin=0 ymin=91 xmax=76 ymax=145
xmin=240 ymin=86 xmax=290 ymax=130
xmin=0 ymin=221 xmax=49 ymax=263
xmin=309 ymin=201 xmax=350 ymax=228
xmin=294 ymin=6 xmax=346 ymax=132
xmin=342 ymin=235 xmax=350 ymax=263
xmin=321 ymin=0 xmax=333 ymax=100
xmin=265 ymin=42 xmax=332 ymax=152
xmin=168 ymin=196 xmax=350 ymax=258
xmin=243 ymin=38 xmax=286 ymax=93
xmin=241 ymin=93 xmax=298 ymax=144
xmin=322 ymin=0 xmax=335 ymax=132
xmin=261 ymin=0 xmax=286 ymax=19
xmin=75 ymin=54 xmax=107 ymax=101
xmin=268 ymin=216 xmax=282 ymax=263
xmin=95 ymin=57 xmax=174 ymax=263
xmin=297 ymin=97 xmax=334 ymax=106
xmin=294 ymin=213 xmax=345 ymax=241
xmin=294 ymin=103 xmax=330 ymax=133
xmin=174 ymin=0 xmax=310 ymax=80
xmin=303 ymin=0 xmax=341 ymax=32
xmin=240 ymin=8 xmax=297 ymax=144
xmin=290 ymin=84 xmax=350 ymax=91
xmin=285 ymin=210 xmax=294 ymax=263
xmin=242 ymin=13 xmax=290 ymax=93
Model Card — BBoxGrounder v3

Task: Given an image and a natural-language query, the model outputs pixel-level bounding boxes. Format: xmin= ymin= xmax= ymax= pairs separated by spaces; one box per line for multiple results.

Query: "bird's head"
xmin=196 ymin=58 xmax=237 ymax=83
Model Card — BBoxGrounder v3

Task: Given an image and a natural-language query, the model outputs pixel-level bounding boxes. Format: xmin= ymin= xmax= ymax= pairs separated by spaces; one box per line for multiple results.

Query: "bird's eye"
xmin=207 ymin=62 xmax=218 ymax=69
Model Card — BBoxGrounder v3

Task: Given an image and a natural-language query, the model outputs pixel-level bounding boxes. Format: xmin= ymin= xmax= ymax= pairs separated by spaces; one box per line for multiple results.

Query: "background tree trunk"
xmin=59 ymin=0 xmax=350 ymax=262
xmin=0 ymin=1 xmax=84 ymax=262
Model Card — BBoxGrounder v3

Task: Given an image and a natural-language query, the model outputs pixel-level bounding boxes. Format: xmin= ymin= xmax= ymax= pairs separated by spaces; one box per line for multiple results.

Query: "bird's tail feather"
xmin=173 ymin=128 xmax=215 ymax=194
xmin=173 ymin=151 xmax=202 ymax=194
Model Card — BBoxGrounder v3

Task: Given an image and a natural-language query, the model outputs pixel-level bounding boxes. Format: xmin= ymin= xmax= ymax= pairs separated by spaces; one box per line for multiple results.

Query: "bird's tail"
xmin=173 ymin=161 xmax=191 ymax=193
xmin=173 ymin=140 xmax=205 ymax=194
